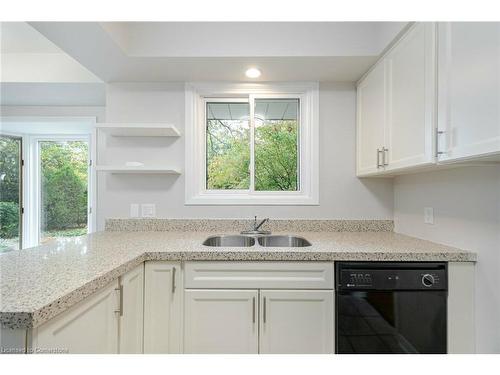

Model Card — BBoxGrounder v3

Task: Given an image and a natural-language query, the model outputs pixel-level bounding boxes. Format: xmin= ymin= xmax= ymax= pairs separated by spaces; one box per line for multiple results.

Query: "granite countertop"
xmin=0 ymin=230 xmax=476 ymax=329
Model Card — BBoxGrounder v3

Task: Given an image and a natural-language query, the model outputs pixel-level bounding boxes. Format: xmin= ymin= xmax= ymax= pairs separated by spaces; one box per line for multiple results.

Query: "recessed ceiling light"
xmin=245 ymin=68 xmax=261 ymax=78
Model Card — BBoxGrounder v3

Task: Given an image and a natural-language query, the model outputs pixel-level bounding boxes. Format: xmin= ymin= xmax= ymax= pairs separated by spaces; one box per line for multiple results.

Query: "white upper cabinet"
xmin=437 ymin=22 xmax=500 ymax=162
xmin=356 ymin=22 xmax=436 ymax=176
xmin=385 ymin=23 xmax=436 ymax=171
xmin=356 ymin=61 xmax=387 ymax=176
xmin=357 ymin=21 xmax=500 ymax=175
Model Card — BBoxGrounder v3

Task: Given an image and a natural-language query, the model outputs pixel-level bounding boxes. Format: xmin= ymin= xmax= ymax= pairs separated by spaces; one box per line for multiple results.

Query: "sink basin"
xmin=257 ymin=235 xmax=312 ymax=247
xmin=203 ymin=235 xmax=256 ymax=247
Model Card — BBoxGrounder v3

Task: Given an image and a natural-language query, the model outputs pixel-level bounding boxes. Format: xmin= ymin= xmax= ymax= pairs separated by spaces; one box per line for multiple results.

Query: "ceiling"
xmin=27 ymin=22 xmax=409 ymax=83
xmin=0 ymin=22 xmax=101 ymax=83
xmin=0 ymin=22 xmax=103 ymax=106
xmin=0 ymin=22 xmax=60 ymax=53
xmin=100 ymin=22 xmax=406 ymax=58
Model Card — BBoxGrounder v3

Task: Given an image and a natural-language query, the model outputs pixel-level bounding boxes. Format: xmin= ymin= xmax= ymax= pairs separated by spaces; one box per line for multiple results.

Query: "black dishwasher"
xmin=335 ymin=262 xmax=447 ymax=354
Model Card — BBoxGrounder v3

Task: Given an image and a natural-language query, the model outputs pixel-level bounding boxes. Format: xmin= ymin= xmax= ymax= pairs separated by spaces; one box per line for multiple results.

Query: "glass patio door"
xmin=38 ymin=139 xmax=89 ymax=245
xmin=0 ymin=135 xmax=23 ymax=252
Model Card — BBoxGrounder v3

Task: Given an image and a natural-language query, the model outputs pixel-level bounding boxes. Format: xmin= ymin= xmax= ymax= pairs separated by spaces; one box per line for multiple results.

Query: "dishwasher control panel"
xmin=336 ymin=262 xmax=447 ymax=291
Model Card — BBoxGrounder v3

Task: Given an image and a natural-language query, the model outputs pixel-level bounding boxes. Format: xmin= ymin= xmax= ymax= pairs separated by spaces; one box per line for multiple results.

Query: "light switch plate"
xmin=141 ymin=203 xmax=156 ymax=218
xmin=424 ymin=207 xmax=434 ymax=224
xmin=130 ymin=203 xmax=139 ymax=218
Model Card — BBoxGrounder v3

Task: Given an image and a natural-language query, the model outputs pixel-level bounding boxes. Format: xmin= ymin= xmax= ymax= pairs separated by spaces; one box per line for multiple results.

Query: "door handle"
xmin=263 ymin=297 xmax=267 ymax=324
xmin=172 ymin=267 xmax=176 ymax=294
xmin=252 ymin=296 xmax=256 ymax=323
xmin=435 ymin=128 xmax=445 ymax=157
xmin=376 ymin=148 xmax=382 ymax=168
xmin=114 ymin=285 xmax=123 ymax=316
xmin=382 ymin=147 xmax=389 ymax=166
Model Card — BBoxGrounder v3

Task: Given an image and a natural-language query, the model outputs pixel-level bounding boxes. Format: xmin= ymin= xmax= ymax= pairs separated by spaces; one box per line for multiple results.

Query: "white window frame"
xmin=30 ymin=134 xmax=93 ymax=246
xmin=185 ymin=82 xmax=319 ymax=205
xmin=0 ymin=132 xmax=24 ymax=250
xmin=0 ymin=116 xmax=96 ymax=248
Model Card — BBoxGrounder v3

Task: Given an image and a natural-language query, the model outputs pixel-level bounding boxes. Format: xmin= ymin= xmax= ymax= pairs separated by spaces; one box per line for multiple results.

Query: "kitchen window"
xmin=185 ymin=83 xmax=319 ymax=205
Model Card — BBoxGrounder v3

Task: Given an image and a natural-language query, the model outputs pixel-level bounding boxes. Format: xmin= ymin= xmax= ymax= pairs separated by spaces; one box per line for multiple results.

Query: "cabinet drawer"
xmin=184 ymin=262 xmax=334 ymax=289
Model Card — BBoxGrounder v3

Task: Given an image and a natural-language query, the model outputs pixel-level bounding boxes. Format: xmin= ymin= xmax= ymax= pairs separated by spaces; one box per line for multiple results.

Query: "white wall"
xmin=394 ymin=166 xmax=500 ymax=353
xmin=98 ymin=82 xmax=394 ymax=228
xmin=1 ymin=83 xmax=105 ymax=106
xmin=0 ymin=105 xmax=105 ymax=121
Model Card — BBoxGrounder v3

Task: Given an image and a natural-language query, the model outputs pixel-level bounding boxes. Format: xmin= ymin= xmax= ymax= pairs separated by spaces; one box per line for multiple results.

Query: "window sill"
xmin=185 ymin=192 xmax=319 ymax=206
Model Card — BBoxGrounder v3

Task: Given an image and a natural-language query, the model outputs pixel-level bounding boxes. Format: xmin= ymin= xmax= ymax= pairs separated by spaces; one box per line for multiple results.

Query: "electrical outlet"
xmin=130 ymin=203 xmax=139 ymax=218
xmin=141 ymin=203 xmax=156 ymax=218
xmin=424 ymin=207 xmax=434 ymax=225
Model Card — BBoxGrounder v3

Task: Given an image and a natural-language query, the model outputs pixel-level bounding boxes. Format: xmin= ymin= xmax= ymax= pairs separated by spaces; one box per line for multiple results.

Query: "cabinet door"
xmin=143 ymin=261 xmax=182 ymax=353
xmin=119 ymin=264 xmax=144 ymax=354
xmin=34 ymin=281 xmax=119 ymax=354
xmin=184 ymin=289 xmax=258 ymax=354
xmin=356 ymin=61 xmax=387 ymax=176
xmin=259 ymin=290 xmax=334 ymax=354
xmin=385 ymin=22 xmax=436 ymax=171
xmin=437 ymin=22 xmax=500 ymax=162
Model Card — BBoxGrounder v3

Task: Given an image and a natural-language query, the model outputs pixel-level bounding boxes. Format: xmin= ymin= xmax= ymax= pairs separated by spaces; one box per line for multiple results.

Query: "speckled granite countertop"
xmin=0 ymin=231 xmax=475 ymax=329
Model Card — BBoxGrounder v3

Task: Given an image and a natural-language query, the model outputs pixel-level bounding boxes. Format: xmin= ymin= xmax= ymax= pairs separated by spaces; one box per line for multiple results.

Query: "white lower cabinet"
xmin=119 ymin=264 xmax=144 ymax=354
xmin=182 ymin=261 xmax=335 ymax=354
xmin=259 ymin=290 xmax=334 ymax=354
xmin=448 ymin=262 xmax=476 ymax=353
xmin=33 ymin=264 xmax=146 ymax=354
xmin=184 ymin=289 xmax=258 ymax=354
xmin=183 ymin=289 xmax=334 ymax=354
xmin=143 ymin=261 xmax=182 ymax=353
xmin=33 ymin=281 xmax=120 ymax=354
xmin=19 ymin=260 xmax=476 ymax=354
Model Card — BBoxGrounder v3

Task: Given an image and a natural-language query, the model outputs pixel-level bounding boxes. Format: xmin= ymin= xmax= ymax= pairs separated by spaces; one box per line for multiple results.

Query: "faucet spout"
xmin=240 ymin=216 xmax=272 ymax=235
xmin=254 ymin=218 xmax=269 ymax=231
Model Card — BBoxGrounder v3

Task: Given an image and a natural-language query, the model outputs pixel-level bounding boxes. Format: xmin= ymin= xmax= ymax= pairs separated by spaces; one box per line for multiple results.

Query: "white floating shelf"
xmin=96 ymin=123 xmax=180 ymax=137
xmin=95 ymin=165 xmax=181 ymax=175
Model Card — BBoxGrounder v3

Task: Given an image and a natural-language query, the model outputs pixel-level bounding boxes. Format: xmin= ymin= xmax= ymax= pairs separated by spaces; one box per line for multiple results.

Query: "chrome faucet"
xmin=241 ymin=216 xmax=271 ymax=235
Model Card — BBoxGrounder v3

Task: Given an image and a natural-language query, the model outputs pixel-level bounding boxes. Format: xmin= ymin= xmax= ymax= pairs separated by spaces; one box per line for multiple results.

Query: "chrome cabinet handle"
xmin=435 ymin=128 xmax=445 ymax=157
xmin=376 ymin=148 xmax=381 ymax=168
xmin=172 ymin=267 xmax=176 ymax=294
xmin=252 ymin=297 xmax=256 ymax=323
xmin=114 ymin=285 xmax=123 ymax=316
xmin=263 ymin=297 xmax=267 ymax=323
xmin=382 ymin=147 xmax=389 ymax=166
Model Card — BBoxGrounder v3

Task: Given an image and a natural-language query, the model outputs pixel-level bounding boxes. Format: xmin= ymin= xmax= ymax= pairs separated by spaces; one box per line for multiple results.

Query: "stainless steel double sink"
xmin=202 ymin=234 xmax=311 ymax=248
